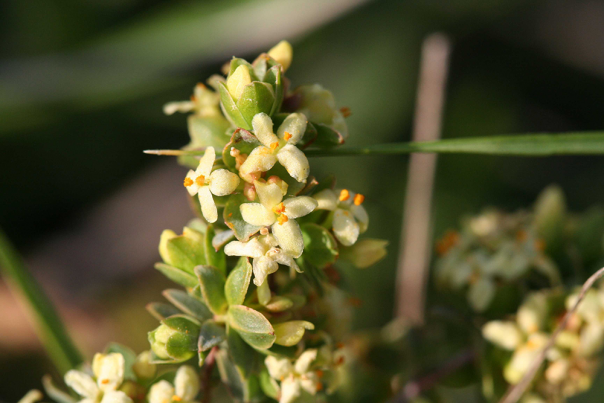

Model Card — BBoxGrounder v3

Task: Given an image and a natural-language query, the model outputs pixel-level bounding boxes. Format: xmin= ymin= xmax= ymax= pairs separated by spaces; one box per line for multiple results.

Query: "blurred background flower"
xmin=4 ymin=0 xmax=604 ymax=400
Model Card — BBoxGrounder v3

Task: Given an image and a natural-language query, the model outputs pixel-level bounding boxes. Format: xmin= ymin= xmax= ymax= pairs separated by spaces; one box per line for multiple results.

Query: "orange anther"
xmin=278 ymin=215 xmax=289 ymax=225
xmin=340 ymin=106 xmax=352 ymax=118
xmin=316 ymin=370 xmax=324 ymax=378
xmin=284 ymin=132 xmax=293 ymax=141
xmin=516 ymin=230 xmax=527 ymax=242
xmin=353 ymin=193 xmax=365 ymax=206
xmin=339 ymin=189 xmax=350 ymax=201
xmin=183 ymin=177 xmax=194 ymax=187
xmin=316 ymin=382 xmax=324 ymax=391
xmin=435 ymin=230 xmax=460 ymax=256
xmin=534 ymin=239 xmax=546 ymax=252
xmin=195 ymin=175 xmax=205 ymax=186
xmin=270 ymin=142 xmax=279 ymax=152
xmin=273 ymin=202 xmax=286 ymax=214
xmin=336 ymin=356 xmax=345 ymax=366
xmin=172 ymin=396 xmax=182 ymax=402
xmin=101 ymin=379 xmax=110 ymax=384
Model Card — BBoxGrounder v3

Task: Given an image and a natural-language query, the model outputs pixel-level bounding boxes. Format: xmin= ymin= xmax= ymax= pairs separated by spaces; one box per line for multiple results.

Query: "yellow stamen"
xmin=340 ymin=106 xmax=352 ymax=118
xmin=353 ymin=193 xmax=365 ymax=205
xmin=195 ymin=175 xmax=205 ymax=186
xmin=284 ymin=132 xmax=292 ymax=141
xmin=270 ymin=142 xmax=279 ymax=152
xmin=273 ymin=202 xmax=286 ymax=214
xmin=101 ymin=379 xmax=109 ymax=384
xmin=339 ymin=189 xmax=350 ymax=201
xmin=183 ymin=177 xmax=194 ymax=187
xmin=278 ymin=215 xmax=289 ymax=225
xmin=172 ymin=396 xmax=182 ymax=402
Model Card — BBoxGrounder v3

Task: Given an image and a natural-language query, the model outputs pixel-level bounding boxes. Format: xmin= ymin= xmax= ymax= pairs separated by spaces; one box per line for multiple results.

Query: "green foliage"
xmin=225 ymin=257 xmax=253 ymax=306
xmin=195 ymin=265 xmax=228 ymax=315
xmin=301 ymin=223 xmax=339 ymax=268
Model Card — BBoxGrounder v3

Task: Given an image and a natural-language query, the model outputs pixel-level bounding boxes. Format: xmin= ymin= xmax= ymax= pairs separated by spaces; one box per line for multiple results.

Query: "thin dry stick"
xmin=396 ymin=33 xmax=451 ymax=324
xmin=499 ymin=266 xmax=604 ymax=403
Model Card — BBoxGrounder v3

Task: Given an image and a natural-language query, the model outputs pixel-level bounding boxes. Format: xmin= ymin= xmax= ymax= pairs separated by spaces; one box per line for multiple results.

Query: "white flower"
xmin=18 ymin=390 xmax=43 ymax=403
xmin=265 ymin=349 xmax=320 ymax=403
xmin=64 ymin=353 xmax=132 ymax=403
xmin=163 ymin=83 xmax=220 ymax=117
xmin=238 ymin=180 xmax=317 ymax=258
xmin=239 ymin=113 xmax=309 ymax=183
xmin=183 ymin=147 xmax=240 ymax=223
xmin=148 ymin=366 xmax=200 ymax=403
xmin=225 ymin=234 xmax=302 ymax=286
xmin=313 ymin=188 xmax=368 ymax=246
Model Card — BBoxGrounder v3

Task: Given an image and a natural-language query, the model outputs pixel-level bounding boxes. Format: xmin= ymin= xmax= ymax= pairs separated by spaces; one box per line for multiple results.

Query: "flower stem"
xmin=0 ymin=228 xmax=83 ymax=374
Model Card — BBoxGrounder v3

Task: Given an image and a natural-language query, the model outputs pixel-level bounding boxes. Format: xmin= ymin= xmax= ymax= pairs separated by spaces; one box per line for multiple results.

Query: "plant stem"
xmin=202 ymin=347 xmax=218 ymax=403
xmin=0 ymin=228 xmax=83 ymax=374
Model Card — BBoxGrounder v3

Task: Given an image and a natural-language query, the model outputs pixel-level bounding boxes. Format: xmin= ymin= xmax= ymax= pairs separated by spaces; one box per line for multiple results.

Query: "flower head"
xmin=265 ymin=349 xmax=321 ymax=403
xmin=239 ymin=113 xmax=309 ymax=183
xmin=183 ymin=147 xmax=240 ymax=222
xmin=148 ymin=366 xmax=200 ymax=403
xmin=313 ymin=188 xmax=368 ymax=246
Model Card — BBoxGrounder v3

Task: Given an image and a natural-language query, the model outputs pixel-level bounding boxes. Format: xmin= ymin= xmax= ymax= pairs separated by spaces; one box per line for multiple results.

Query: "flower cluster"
xmin=483 ymin=284 xmax=604 ymax=402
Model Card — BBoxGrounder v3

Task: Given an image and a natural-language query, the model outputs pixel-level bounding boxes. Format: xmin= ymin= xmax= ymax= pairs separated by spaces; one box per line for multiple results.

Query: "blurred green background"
xmin=3 ymin=0 xmax=604 ymax=399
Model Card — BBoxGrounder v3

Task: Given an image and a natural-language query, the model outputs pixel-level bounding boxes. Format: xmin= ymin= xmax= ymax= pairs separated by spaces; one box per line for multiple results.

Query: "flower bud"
xmin=132 ymin=351 xmax=156 ymax=380
xmin=482 ymin=321 xmax=522 ymax=351
xmin=148 ymin=316 xmax=200 ymax=362
xmin=175 ymin=365 xmax=200 ymax=401
xmin=158 ymin=227 xmax=206 ymax=274
xmin=227 ymin=65 xmax=252 ymax=101
xmin=339 ymin=239 xmax=388 ymax=269
xmin=292 ymin=84 xmax=348 ymax=138
xmin=268 ymin=40 xmax=293 ymax=71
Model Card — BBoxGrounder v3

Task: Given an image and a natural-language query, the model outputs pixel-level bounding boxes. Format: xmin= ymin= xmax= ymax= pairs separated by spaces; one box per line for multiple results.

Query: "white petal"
xmin=276 ymin=145 xmax=309 ymax=183
xmin=283 ymin=196 xmax=317 ymax=219
xmin=267 ymin=248 xmax=302 ymax=273
xmin=240 ymin=203 xmax=276 ymax=226
xmin=185 ymin=170 xmax=200 ymax=196
xmin=92 ymin=353 xmax=125 ymax=392
xmin=196 ymin=147 xmax=216 ymax=177
xmin=482 ymin=321 xmax=522 ymax=350
xmin=163 ymin=101 xmax=195 ymax=115
xmin=253 ymin=256 xmax=279 ymax=286
xmin=313 ymin=189 xmax=337 ymax=211
xmin=265 ymin=356 xmax=293 ymax=381
xmin=252 ymin=113 xmax=279 ymax=148
xmin=100 ymin=391 xmax=132 ymax=403
xmin=468 ymin=277 xmax=496 ymax=312
xmin=224 ymin=238 xmax=266 ymax=258
xmin=255 ymin=180 xmax=283 ymax=211
xmin=299 ymin=373 xmax=319 ymax=396
xmin=351 ymin=204 xmax=369 ymax=233
xmin=147 ymin=380 xmax=175 ymax=403
xmin=17 ymin=390 xmax=43 ymax=403
xmin=175 ymin=365 xmax=200 ymax=401
xmin=209 ymin=169 xmax=240 ymax=196
xmin=239 ymin=146 xmax=278 ymax=182
xmin=333 ymin=209 xmax=360 ymax=246
xmin=198 ymin=186 xmax=218 ymax=223
xmin=272 ymin=220 xmax=305 ymax=258
xmin=280 ymin=376 xmax=301 ymax=403
xmin=259 ymin=234 xmax=279 ymax=249
xmin=277 ymin=113 xmax=307 ymax=145
xmin=294 ymin=349 xmax=318 ymax=374
xmin=267 ymin=40 xmax=293 ymax=71
xmin=64 ymin=370 xmax=99 ymax=400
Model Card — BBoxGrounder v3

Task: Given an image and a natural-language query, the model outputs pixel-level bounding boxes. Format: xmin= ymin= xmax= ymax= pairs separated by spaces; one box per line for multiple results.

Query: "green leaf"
xmin=227 ymin=305 xmax=276 ymax=350
xmin=265 ymin=296 xmax=294 ymax=312
xmin=227 ymin=326 xmax=257 ymax=377
xmin=221 ymin=128 xmax=262 ymax=171
xmin=312 ymin=122 xmax=344 ymax=148
xmin=218 ymin=82 xmax=250 ymax=130
xmin=225 ymin=257 xmax=253 ymax=306
xmin=259 ymin=368 xmax=279 ymax=399
xmin=195 ymin=265 xmax=228 ymax=315
xmin=179 ymin=116 xmax=231 ymax=168
xmin=237 ymin=82 xmax=275 ymax=126
xmin=104 ymin=343 xmax=137 ymax=380
xmin=229 ymin=58 xmax=257 ymax=81
xmin=162 ymin=227 xmax=207 ymax=274
xmin=0 ymin=229 xmax=82 ymax=374
xmin=267 ymin=66 xmax=284 ymax=116
xmin=301 ymin=223 xmax=339 ymax=268
xmin=224 ymin=193 xmax=263 ymax=242
xmin=162 ymin=289 xmax=213 ymax=321
xmin=198 ymin=320 xmax=226 ymax=351
xmin=154 ymin=263 xmax=198 ymax=288
xmin=146 ymin=302 xmax=182 ymax=321
xmin=255 ymin=344 xmax=298 ymax=358
xmin=205 ymin=225 xmax=227 ymax=275
xmin=304 ymin=132 xmax=604 ymax=157
xmin=215 ymin=348 xmax=245 ymax=401
xmin=162 ymin=314 xmax=201 ymax=332
xmin=273 ymin=321 xmax=315 ymax=346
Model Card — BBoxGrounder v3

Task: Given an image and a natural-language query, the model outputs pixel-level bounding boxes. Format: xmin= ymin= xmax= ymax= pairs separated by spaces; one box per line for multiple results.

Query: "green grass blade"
xmin=305 ymin=132 xmax=604 ymax=156
xmin=0 ymin=229 xmax=83 ymax=374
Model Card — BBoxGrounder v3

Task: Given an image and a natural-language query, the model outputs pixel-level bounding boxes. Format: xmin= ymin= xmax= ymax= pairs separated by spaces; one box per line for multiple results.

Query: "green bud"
xmin=158 ymin=227 xmax=206 ymax=275
xmin=534 ymin=185 xmax=566 ymax=253
xmin=339 ymin=239 xmax=388 ymax=269
xmin=132 ymin=351 xmax=156 ymax=380
xmin=148 ymin=316 xmax=200 ymax=362
xmin=292 ymin=84 xmax=348 ymax=138
xmin=227 ymin=65 xmax=252 ymax=101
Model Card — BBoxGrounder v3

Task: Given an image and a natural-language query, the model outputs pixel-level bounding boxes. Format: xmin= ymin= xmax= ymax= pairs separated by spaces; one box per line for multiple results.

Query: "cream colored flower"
xmin=265 ymin=349 xmax=320 ymax=403
xmin=183 ymin=147 xmax=240 ymax=223
xmin=163 ymin=83 xmax=220 ymax=117
xmin=238 ymin=180 xmax=316 ymax=258
xmin=64 ymin=353 xmax=132 ymax=403
xmin=224 ymin=234 xmax=301 ymax=286
xmin=294 ymin=84 xmax=348 ymax=138
xmin=148 ymin=366 xmax=200 ymax=403
xmin=313 ymin=188 xmax=368 ymax=246
xmin=239 ymin=113 xmax=309 ymax=183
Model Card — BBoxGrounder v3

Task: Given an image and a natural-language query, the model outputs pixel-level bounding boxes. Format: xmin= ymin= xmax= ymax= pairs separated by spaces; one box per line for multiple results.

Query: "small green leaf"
xmin=198 ymin=320 xmax=226 ymax=351
xmin=215 ymin=348 xmax=245 ymax=401
xmin=227 ymin=326 xmax=256 ymax=377
xmin=195 ymin=265 xmax=228 ymax=315
xmin=166 ymin=331 xmax=197 ymax=360
xmin=301 ymin=223 xmax=339 ymax=268
xmin=162 ymin=314 xmax=201 ymax=332
xmin=273 ymin=321 xmax=315 ymax=347
xmin=221 ymin=128 xmax=262 ymax=171
xmin=179 ymin=116 xmax=231 ymax=168
xmin=205 ymin=225 xmax=227 ymax=275
xmin=225 ymin=257 xmax=253 ymax=306
xmin=224 ymin=194 xmax=263 ymax=242
xmin=265 ymin=296 xmax=294 ymax=312
xmin=160 ymin=227 xmax=206 ymax=274
xmin=228 ymin=305 xmax=276 ymax=350
xmin=146 ymin=302 xmax=182 ymax=321
xmin=237 ymin=82 xmax=275 ymax=127
xmin=218 ymin=81 xmax=250 ymax=130
xmin=154 ymin=263 xmax=198 ymax=288
xmin=259 ymin=368 xmax=279 ymax=399
xmin=312 ymin=122 xmax=344 ymax=148
xmin=162 ymin=289 xmax=213 ymax=321
xmin=255 ymin=344 xmax=298 ymax=358
xmin=267 ymin=66 xmax=283 ymax=116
